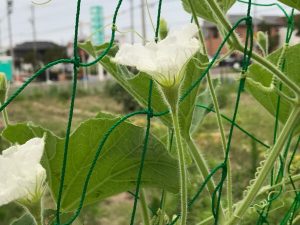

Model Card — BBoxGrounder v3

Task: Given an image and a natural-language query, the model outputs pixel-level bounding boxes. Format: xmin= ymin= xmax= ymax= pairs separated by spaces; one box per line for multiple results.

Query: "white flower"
xmin=0 ymin=138 xmax=46 ymax=206
xmin=113 ymin=24 xmax=199 ymax=87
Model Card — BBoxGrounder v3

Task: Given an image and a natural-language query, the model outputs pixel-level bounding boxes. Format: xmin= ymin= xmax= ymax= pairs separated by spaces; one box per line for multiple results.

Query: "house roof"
xmin=203 ymin=15 xmax=285 ymax=28
xmin=14 ymin=41 xmax=63 ymax=51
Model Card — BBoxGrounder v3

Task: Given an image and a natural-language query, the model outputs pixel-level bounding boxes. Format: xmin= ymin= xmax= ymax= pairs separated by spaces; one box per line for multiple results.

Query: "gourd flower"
xmin=0 ymin=138 xmax=46 ymax=206
xmin=113 ymin=24 xmax=199 ymax=88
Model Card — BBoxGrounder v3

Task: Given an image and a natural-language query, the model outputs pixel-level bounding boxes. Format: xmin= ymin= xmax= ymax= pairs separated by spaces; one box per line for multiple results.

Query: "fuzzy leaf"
xmin=181 ymin=0 xmax=236 ymax=23
xmin=2 ymin=117 xmax=179 ymax=212
xmin=246 ymin=44 xmax=300 ymax=134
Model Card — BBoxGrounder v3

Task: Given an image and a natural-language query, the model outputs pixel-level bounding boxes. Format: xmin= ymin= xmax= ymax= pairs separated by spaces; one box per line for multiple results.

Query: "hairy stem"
xmin=187 ymin=0 xmax=233 ymax=217
xmin=247 ymin=50 xmax=300 ymax=97
xmin=198 ymin=173 xmax=300 ymax=225
xmin=186 ymin=138 xmax=226 ymax=221
xmin=205 ymin=0 xmax=240 ymax=47
xmin=257 ymin=174 xmax=300 ymax=196
xmin=226 ymin=107 xmax=300 ymax=225
xmin=1 ymin=107 xmax=9 ymax=127
xmin=171 ymin=110 xmax=188 ymax=225
xmin=140 ymin=189 xmax=151 ymax=225
xmin=26 ymin=202 xmax=43 ymax=225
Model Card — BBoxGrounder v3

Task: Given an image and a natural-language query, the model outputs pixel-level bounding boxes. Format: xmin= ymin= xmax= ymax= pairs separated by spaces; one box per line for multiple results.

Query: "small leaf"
xmin=181 ymin=0 xmax=236 ymax=23
xmin=10 ymin=213 xmax=36 ymax=225
xmin=3 ymin=116 xmax=179 ymax=212
xmin=278 ymin=0 xmax=300 ymax=10
xmin=246 ymin=44 xmax=300 ymax=134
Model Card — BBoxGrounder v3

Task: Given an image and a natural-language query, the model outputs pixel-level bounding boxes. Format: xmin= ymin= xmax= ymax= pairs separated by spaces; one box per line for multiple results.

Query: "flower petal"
xmin=113 ymin=23 xmax=199 ymax=87
xmin=0 ymin=138 xmax=45 ymax=206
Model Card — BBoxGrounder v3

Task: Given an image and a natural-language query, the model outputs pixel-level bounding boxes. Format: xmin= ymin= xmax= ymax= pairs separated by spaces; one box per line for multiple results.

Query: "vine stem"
xmin=158 ymin=190 xmax=167 ymax=225
xmin=24 ymin=202 xmax=43 ymax=225
xmin=186 ymin=138 xmax=225 ymax=222
xmin=247 ymin=50 xmax=300 ymax=98
xmin=1 ymin=106 xmax=9 ymax=127
xmin=171 ymin=109 xmax=188 ymax=225
xmin=197 ymin=173 xmax=300 ymax=225
xmin=187 ymin=0 xmax=232 ymax=217
xmin=206 ymin=0 xmax=300 ymax=97
xmin=226 ymin=107 xmax=300 ymax=225
xmin=140 ymin=189 xmax=151 ymax=225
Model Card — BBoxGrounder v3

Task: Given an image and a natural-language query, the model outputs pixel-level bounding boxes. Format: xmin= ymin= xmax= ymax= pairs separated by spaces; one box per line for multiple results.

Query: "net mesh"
xmin=1 ymin=0 xmax=299 ymax=224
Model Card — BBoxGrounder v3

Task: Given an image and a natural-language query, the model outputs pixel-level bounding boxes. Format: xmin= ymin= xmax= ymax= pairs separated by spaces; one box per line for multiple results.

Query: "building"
xmin=12 ymin=41 xmax=67 ymax=81
xmin=203 ymin=15 xmax=286 ymax=57
xmin=13 ymin=41 xmax=66 ymax=69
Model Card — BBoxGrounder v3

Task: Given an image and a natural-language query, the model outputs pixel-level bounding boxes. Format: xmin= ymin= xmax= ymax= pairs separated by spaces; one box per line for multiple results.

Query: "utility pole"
xmin=7 ymin=0 xmax=14 ymax=71
xmin=140 ymin=0 xmax=146 ymax=44
xmin=0 ymin=19 xmax=2 ymax=51
xmin=30 ymin=4 xmax=38 ymax=70
xmin=130 ymin=0 xmax=135 ymax=44
xmin=253 ymin=0 xmax=258 ymax=33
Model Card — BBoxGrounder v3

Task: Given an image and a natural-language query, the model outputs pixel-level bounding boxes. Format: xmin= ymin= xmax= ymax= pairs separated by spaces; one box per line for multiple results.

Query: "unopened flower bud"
xmin=159 ymin=19 xmax=169 ymax=40
xmin=0 ymin=72 xmax=7 ymax=103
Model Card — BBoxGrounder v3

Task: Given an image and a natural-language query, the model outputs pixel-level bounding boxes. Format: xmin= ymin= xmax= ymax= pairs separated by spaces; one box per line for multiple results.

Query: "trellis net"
xmin=1 ymin=0 xmax=299 ymax=224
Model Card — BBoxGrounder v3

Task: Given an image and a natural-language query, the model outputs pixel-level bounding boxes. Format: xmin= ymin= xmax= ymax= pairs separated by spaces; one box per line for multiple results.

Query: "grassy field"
xmin=0 ymin=80 xmax=298 ymax=225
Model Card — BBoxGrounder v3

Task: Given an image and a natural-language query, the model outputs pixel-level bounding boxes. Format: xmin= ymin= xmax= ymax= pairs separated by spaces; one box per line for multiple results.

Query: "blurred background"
xmin=0 ymin=0 xmax=299 ymax=225
xmin=0 ymin=0 xmax=298 ymax=85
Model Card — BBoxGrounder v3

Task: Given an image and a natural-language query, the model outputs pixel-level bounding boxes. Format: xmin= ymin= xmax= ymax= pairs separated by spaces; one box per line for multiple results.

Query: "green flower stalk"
xmin=114 ymin=23 xmax=200 ymax=225
xmin=162 ymin=84 xmax=188 ymax=225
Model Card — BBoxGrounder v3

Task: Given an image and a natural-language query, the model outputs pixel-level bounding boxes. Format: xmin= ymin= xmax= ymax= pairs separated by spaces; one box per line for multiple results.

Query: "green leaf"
xmin=190 ymin=81 xmax=217 ymax=135
xmin=181 ymin=0 xmax=236 ymax=23
xmin=3 ymin=117 xmax=179 ymax=212
xmin=10 ymin=214 xmax=36 ymax=225
xmin=278 ymin=0 xmax=300 ymax=10
xmin=246 ymin=44 xmax=300 ymax=134
xmin=178 ymin=53 xmax=208 ymax=137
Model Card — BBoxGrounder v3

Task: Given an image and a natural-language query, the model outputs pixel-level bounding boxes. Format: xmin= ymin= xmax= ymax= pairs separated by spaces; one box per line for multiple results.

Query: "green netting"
xmin=1 ymin=0 xmax=299 ymax=224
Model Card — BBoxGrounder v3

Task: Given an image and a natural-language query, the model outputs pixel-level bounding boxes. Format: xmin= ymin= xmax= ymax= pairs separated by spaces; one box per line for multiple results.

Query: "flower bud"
xmin=0 ymin=72 xmax=7 ymax=103
xmin=159 ymin=19 xmax=169 ymax=40
xmin=256 ymin=31 xmax=268 ymax=56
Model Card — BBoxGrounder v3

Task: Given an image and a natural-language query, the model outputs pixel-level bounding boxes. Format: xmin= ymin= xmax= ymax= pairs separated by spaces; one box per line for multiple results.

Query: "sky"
xmin=0 ymin=0 xmax=294 ymax=49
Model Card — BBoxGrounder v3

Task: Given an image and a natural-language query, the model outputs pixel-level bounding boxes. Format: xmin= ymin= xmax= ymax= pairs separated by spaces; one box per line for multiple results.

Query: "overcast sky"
xmin=0 ymin=0 xmax=294 ymax=48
